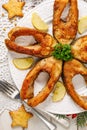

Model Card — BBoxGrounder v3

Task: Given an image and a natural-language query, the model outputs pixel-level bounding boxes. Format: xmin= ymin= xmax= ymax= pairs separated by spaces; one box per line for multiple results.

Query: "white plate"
xmin=8 ymin=0 xmax=87 ymax=114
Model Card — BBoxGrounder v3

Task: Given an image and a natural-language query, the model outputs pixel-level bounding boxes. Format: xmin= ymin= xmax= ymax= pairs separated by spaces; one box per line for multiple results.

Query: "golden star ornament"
xmin=2 ymin=0 xmax=25 ymax=19
xmin=9 ymin=105 xmax=33 ymax=128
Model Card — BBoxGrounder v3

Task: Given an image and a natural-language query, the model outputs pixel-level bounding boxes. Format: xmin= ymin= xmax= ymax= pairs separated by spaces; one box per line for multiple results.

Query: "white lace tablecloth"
xmin=0 ymin=1 xmax=87 ymax=130
xmin=0 ymin=0 xmax=46 ymax=114
xmin=0 ymin=0 xmax=87 ymax=115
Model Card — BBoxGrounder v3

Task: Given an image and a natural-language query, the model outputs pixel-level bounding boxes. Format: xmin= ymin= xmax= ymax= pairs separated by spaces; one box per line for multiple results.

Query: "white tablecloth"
xmin=0 ymin=0 xmax=87 ymax=130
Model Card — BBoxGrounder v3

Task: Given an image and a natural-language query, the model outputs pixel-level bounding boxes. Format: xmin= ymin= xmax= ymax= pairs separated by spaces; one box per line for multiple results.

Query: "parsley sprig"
xmin=52 ymin=43 xmax=73 ymax=61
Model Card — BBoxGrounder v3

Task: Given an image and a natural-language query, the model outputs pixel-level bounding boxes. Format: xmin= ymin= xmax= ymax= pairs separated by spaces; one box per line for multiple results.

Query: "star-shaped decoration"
xmin=2 ymin=0 xmax=25 ymax=19
xmin=9 ymin=105 xmax=33 ymax=128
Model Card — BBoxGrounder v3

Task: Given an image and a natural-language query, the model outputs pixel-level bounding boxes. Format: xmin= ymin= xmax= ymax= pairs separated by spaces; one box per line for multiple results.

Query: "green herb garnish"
xmin=52 ymin=43 xmax=73 ymax=61
xmin=77 ymin=112 xmax=87 ymax=127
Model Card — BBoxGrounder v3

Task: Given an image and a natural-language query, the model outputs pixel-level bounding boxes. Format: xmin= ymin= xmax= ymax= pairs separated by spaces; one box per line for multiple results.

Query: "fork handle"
xmin=23 ymin=101 xmax=56 ymax=130
xmin=31 ymin=108 xmax=56 ymax=130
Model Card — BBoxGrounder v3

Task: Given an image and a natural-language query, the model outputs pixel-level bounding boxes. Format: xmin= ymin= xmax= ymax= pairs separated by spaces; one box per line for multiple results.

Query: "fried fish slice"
xmin=20 ymin=56 xmax=62 ymax=107
xmin=71 ymin=35 xmax=87 ymax=63
xmin=53 ymin=0 xmax=78 ymax=44
xmin=5 ymin=27 xmax=57 ymax=58
xmin=63 ymin=59 xmax=87 ymax=110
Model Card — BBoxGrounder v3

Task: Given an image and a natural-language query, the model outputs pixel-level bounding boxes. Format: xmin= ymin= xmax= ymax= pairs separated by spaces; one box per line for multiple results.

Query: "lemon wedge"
xmin=52 ymin=81 xmax=66 ymax=102
xmin=31 ymin=12 xmax=48 ymax=32
xmin=13 ymin=57 xmax=34 ymax=70
xmin=78 ymin=16 xmax=87 ymax=34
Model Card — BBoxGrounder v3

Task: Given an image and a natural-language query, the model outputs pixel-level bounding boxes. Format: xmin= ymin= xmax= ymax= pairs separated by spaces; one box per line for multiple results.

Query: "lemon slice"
xmin=13 ymin=57 xmax=34 ymax=70
xmin=78 ymin=16 xmax=87 ymax=34
xmin=52 ymin=81 xmax=66 ymax=102
xmin=31 ymin=12 xmax=48 ymax=32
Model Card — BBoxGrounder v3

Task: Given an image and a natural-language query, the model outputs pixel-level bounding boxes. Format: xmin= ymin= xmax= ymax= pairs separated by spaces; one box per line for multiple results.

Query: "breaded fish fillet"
xmin=5 ymin=27 xmax=57 ymax=58
xmin=20 ymin=56 xmax=62 ymax=107
xmin=71 ymin=35 xmax=87 ymax=63
xmin=63 ymin=59 xmax=87 ymax=110
xmin=53 ymin=0 xmax=78 ymax=44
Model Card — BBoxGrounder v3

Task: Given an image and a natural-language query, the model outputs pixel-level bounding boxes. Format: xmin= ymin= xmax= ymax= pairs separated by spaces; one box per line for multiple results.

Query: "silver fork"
xmin=0 ymin=80 xmax=56 ymax=130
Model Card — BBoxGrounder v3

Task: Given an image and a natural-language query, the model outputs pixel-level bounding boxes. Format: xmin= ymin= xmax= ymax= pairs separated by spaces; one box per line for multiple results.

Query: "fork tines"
xmin=0 ymin=80 xmax=17 ymax=96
